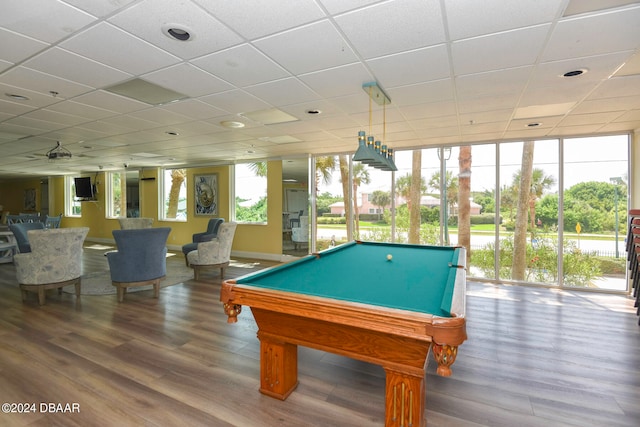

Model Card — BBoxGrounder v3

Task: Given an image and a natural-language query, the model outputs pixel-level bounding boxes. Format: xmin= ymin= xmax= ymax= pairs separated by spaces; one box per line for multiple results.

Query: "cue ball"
xmin=387 ymin=254 xmax=393 ymax=261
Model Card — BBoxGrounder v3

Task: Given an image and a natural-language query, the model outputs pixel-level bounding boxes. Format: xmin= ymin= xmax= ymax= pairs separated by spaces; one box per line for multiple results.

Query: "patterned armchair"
xmin=107 ymin=227 xmax=171 ymax=302
xmin=14 ymin=227 xmax=89 ymax=305
xmin=9 ymin=222 xmax=45 ymax=253
xmin=181 ymin=218 xmax=224 ymax=265
xmin=118 ymin=217 xmax=154 ymax=229
xmin=187 ymin=222 xmax=237 ymax=280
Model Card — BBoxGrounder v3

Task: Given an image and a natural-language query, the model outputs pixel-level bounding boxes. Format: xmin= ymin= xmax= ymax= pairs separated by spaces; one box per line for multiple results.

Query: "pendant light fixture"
xmin=353 ymin=82 xmax=397 ymax=171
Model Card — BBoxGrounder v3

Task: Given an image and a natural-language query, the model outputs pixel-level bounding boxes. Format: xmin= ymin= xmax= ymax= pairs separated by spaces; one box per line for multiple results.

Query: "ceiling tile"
xmin=23 ymin=47 xmax=132 ymax=88
xmin=455 ymin=67 xmax=532 ymax=100
xmin=143 ymin=63 xmax=233 ymax=97
xmin=61 ymin=23 xmax=182 ymax=75
xmin=317 ymin=0 xmax=381 ymax=15
xmin=63 ymin=0 xmax=137 ymax=17
xmin=108 ymin=0 xmax=243 ymax=60
xmin=0 ymin=28 xmax=49 ymax=64
xmin=452 ymin=25 xmax=550 ymax=76
xmin=299 ymin=63 xmax=373 ymax=99
xmin=193 ymin=44 xmax=290 ymax=87
xmin=367 ymin=45 xmax=450 ymax=87
xmin=542 ymin=5 xmax=640 ymax=61
xmin=1 ymin=66 xmax=94 ymax=99
xmin=199 ymin=89 xmax=271 ymax=114
xmin=445 ymin=0 xmax=562 ymax=41
xmin=244 ymin=78 xmax=320 ymax=107
xmin=254 ymin=20 xmax=358 ymax=74
xmin=334 ymin=0 xmax=446 ymax=59
xmin=195 ymin=0 xmax=326 ymax=39
xmin=0 ymin=0 xmax=96 ymax=43
xmin=159 ymin=99 xmax=228 ymax=120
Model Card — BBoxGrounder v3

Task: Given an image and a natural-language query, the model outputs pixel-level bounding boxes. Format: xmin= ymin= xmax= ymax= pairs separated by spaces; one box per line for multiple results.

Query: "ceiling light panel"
xmin=104 ymin=78 xmax=188 ymax=105
xmin=241 ymin=108 xmax=299 ymax=125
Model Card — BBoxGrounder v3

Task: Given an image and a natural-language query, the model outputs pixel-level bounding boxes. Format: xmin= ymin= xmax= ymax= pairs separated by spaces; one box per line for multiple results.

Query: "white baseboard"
xmin=87 ymin=238 xmax=293 ymax=263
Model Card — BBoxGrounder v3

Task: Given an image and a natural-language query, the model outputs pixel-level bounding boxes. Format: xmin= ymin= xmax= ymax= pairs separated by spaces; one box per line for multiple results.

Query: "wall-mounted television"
xmin=74 ymin=176 xmax=97 ymax=201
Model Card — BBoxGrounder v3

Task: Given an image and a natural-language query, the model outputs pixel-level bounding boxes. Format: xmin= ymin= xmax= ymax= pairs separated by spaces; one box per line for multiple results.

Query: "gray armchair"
xmin=187 ymin=222 xmax=237 ymax=280
xmin=181 ymin=218 xmax=224 ymax=265
xmin=14 ymin=227 xmax=89 ymax=305
xmin=9 ymin=222 xmax=45 ymax=253
xmin=107 ymin=227 xmax=171 ymax=302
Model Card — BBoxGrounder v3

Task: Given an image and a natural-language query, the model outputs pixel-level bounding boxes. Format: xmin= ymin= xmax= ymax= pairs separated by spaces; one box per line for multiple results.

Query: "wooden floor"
xmin=1 ymin=246 xmax=639 ymax=427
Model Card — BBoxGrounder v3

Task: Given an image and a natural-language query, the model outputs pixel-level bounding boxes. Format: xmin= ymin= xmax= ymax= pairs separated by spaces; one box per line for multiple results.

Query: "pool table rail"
xmin=221 ymin=281 xmax=466 ymax=346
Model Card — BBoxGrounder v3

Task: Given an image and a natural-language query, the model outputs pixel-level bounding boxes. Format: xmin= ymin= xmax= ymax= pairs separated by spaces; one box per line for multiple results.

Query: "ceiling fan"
xmin=46 ymin=141 xmax=72 ymax=160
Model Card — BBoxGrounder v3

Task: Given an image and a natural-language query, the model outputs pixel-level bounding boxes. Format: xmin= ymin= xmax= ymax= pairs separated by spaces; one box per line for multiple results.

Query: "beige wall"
xmin=1 ymin=161 xmax=286 ymax=258
xmin=0 ymin=177 xmax=42 ymax=215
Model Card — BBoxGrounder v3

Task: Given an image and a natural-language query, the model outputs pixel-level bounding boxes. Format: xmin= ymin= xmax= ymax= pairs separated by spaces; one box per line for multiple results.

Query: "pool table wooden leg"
xmin=257 ymin=332 xmax=299 ymax=400
xmin=384 ymin=369 xmax=426 ymax=427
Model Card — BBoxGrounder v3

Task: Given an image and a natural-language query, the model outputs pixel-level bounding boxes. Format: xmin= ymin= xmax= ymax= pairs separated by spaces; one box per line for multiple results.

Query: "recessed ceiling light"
xmin=220 ymin=120 xmax=245 ymax=128
xmin=5 ymin=93 xmax=30 ymax=101
xmin=562 ymin=69 xmax=587 ymax=78
xmin=161 ymin=24 xmax=193 ymax=41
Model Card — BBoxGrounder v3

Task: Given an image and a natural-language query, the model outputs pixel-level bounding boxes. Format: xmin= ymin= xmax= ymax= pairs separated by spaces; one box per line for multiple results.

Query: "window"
xmin=160 ymin=168 xmax=187 ymax=221
xmin=234 ymin=162 xmax=267 ymax=223
xmin=65 ymin=176 xmax=81 ymax=217
xmin=106 ymin=171 xmax=124 ymax=218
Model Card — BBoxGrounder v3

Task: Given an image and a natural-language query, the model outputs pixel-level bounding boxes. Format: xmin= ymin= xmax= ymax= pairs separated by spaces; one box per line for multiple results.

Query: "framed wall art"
xmin=24 ymin=188 xmax=36 ymax=211
xmin=194 ymin=174 xmax=218 ymax=216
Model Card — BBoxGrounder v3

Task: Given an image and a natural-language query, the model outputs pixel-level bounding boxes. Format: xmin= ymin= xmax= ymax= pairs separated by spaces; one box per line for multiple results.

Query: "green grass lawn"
xmin=322 ymin=221 xmax=620 ymax=241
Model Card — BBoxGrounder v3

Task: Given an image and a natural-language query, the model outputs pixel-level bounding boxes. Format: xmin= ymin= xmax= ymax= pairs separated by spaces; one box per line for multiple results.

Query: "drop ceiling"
xmin=1 ymin=0 xmax=639 ymax=179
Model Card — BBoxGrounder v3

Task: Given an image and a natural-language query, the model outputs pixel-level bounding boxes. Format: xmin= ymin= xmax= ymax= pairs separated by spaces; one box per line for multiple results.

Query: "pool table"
xmin=220 ymin=241 xmax=467 ymax=427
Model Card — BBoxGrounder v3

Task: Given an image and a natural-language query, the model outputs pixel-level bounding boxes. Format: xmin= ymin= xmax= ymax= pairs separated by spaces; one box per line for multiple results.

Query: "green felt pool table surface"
xmin=235 ymin=240 xmax=464 ymax=317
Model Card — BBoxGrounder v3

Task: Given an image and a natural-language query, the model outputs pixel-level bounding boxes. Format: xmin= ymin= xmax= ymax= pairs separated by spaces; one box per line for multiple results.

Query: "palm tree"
xmin=428 ymin=170 xmax=459 ymax=218
xmin=409 ymin=150 xmax=422 ymax=244
xmin=315 ymin=156 xmax=336 ymax=193
xmin=167 ymin=168 xmax=186 ymax=218
xmin=352 ymin=163 xmax=371 ymax=238
xmin=512 ymin=141 xmax=534 ymax=280
xmin=370 ymin=190 xmax=391 ymax=220
xmin=458 ymin=146 xmax=472 ymax=263
xmin=247 ymin=161 xmax=267 ymax=177
xmin=338 ymin=155 xmax=352 ymax=239
xmin=510 ymin=167 xmax=556 ymax=228
xmin=396 ymin=174 xmax=427 ymax=210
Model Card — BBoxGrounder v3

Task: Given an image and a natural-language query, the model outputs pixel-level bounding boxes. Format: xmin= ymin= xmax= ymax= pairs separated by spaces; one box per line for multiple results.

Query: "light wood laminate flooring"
xmin=0 ymin=246 xmax=639 ymax=426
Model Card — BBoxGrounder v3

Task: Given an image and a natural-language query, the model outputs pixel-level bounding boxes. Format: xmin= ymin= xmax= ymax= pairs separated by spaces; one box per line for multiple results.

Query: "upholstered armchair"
xmin=106 ymin=227 xmax=171 ymax=302
xmin=187 ymin=222 xmax=237 ymax=280
xmin=118 ymin=217 xmax=154 ymax=229
xmin=45 ymin=214 xmax=62 ymax=229
xmin=14 ymin=227 xmax=89 ymax=305
xmin=291 ymin=216 xmax=309 ymax=250
xmin=9 ymin=222 xmax=45 ymax=253
xmin=181 ymin=218 xmax=224 ymax=265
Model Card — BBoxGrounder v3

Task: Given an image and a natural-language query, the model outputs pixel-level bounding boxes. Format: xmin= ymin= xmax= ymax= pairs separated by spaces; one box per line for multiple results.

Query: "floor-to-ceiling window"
xmin=563 ymin=135 xmax=628 ymax=290
xmin=309 ymin=133 xmax=630 ymax=292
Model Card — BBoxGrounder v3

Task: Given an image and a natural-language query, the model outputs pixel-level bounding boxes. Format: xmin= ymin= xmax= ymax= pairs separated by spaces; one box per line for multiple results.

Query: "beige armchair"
xmin=291 ymin=216 xmax=309 ymax=250
xmin=118 ymin=217 xmax=153 ymax=229
xmin=14 ymin=227 xmax=89 ymax=305
xmin=187 ymin=222 xmax=237 ymax=280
